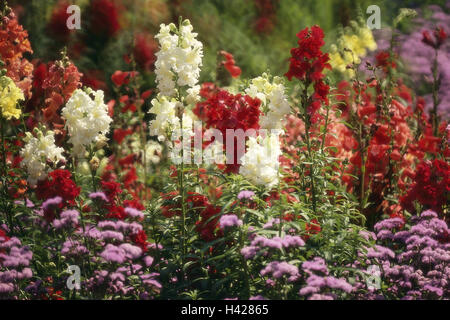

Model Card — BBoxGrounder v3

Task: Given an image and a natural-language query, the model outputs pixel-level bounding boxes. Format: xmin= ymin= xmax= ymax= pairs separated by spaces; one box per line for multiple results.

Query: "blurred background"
xmin=6 ymin=0 xmax=450 ymax=118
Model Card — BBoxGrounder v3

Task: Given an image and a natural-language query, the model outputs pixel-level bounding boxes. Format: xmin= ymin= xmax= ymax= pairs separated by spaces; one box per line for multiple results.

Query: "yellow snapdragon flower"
xmin=0 ymin=76 xmax=24 ymax=120
xmin=328 ymin=23 xmax=377 ymax=78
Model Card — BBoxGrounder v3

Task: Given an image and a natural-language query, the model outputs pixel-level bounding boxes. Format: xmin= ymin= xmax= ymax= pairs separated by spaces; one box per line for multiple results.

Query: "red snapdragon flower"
xmin=0 ymin=228 xmax=10 ymax=243
xmin=194 ymin=89 xmax=261 ymax=173
xmin=36 ymin=61 xmax=82 ymax=126
xmin=376 ymin=51 xmax=397 ymax=72
xmin=422 ymin=26 xmax=447 ymax=49
xmin=47 ymin=1 xmax=73 ymax=42
xmin=42 ymin=288 xmax=64 ymax=300
xmin=285 ymin=26 xmax=330 ymax=82
xmin=195 ymin=205 xmax=223 ymax=242
xmin=123 ymin=167 xmax=138 ymax=188
xmin=101 ymin=180 xmax=123 ymax=203
xmin=36 ymin=169 xmax=80 ymax=205
xmin=400 ymin=159 xmax=449 ymax=215
xmin=303 ymin=219 xmax=321 ymax=241
xmin=113 ymin=128 xmax=133 ymax=144
xmin=133 ymin=33 xmax=157 ymax=71
xmin=88 ymin=0 xmax=120 ymax=38
xmin=160 ymin=191 xmax=223 ymax=241
xmin=81 ymin=69 xmax=107 ymax=91
xmin=0 ymin=11 xmax=34 ymax=98
xmin=220 ymin=51 xmax=242 ymax=78
xmin=131 ymin=230 xmax=149 ymax=252
xmin=111 ymin=71 xmax=139 ymax=87
xmin=118 ymin=154 xmax=137 ymax=168
xmin=285 ymin=26 xmax=331 ymax=122
xmin=106 ymin=205 xmax=127 ymax=220
xmin=253 ymin=0 xmax=278 ymax=34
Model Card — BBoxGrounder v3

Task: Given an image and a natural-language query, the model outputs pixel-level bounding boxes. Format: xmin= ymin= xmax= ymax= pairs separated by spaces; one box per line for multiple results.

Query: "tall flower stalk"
xmin=421 ymin=26 xmax=447 ymax=136
xmin=149 ymin=17 xmax=203 ymax=274
xmin=285 ymin=25 xmax=331 ymax=213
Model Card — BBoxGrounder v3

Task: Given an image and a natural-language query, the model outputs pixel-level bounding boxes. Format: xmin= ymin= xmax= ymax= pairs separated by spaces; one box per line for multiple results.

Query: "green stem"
xmin=0 ymin=118 xmax=6 ymax=177
xmin=300 ymin=83 xmax=317 ymax=214
xmin=0 ymin=119 xmax=13 ymax=231
xmin=178 ymin=112 xmax=187 ymax=267
xmin=238 ymin=208 xmax=250 ymax=299
xmin=359 ymin=122 xmax=367 ymax=212
xmin=320 ymin=105 xmax=330 ymax=153
xmin=431 ymin=48 xmax=439 ymax=136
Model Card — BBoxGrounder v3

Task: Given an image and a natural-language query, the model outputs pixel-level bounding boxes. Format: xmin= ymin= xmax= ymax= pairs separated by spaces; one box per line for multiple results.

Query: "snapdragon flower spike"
xmin=285 ymin=26 xmax=331 ymax=83
xmin=422 ymin=27 xmax=447 ymax=49
xmin=0 ymin=10 xmax=34 ymax=99
xmin=220 ymin=50 xmax=242 ymax=78
xmin=154 ymin=19 xmax=203 ymax=98
xmin=62 ymin=87 xmax=112 ymax=157
xmin=20 ymin=129 xmax=65 ymax=185
xmin=239 ymin=134 xmax=282 ymax=189
xmin=245 ymin=74 xmax=291 ymax=130
xmin=194 ymin=89 xmax=261 ymax=173
xmin=285 ymin=25 xmax=331 ymax=122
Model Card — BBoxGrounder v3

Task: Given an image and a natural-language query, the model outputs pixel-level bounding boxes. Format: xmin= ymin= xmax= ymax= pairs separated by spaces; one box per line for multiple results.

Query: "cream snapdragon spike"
xmin=239 ymin=134 xmax=282 ymax=189
xmin=149 ymin=95 xmax=194 ymax=142
xmin=20 ymin=129 xmax=65 ymax=185
xmin=245 ymin=74 xmax=291 ymax=130
xmin=154 ymin=20 xmax=203 ymax=99
xmin=150 ymin=19 xmax=201 ymax=142
xmin=62 ymin=88 xmax=113 ymax=157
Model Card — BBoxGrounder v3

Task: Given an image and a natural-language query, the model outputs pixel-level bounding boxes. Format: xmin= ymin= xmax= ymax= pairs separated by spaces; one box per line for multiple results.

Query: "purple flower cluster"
xmin=241 ymin=234 xmax=305 ymax=259
xmin=260 ymin=261 xmax=300 ymax=282
xmin=89 ymin=191 xmax=109 ymax=202
xmin=100 ymin=243 xmax=143 ymax=263
xmin=219 ymin=214 xmax=243 ymax=229
xmin=0 ymin=237 xmax=33 ymax=296
xmin=299 ymin=257 xmax=353 ymax=300
xmin=359 ymin=210 xmax=450 ymax=299
xmin=84 ymin=265 xmax=161 ymax=298
xmin=241 ymin=246 xmax=259 ymax=260
xmin=124 ymin=207 xmax=144 ymax=219
xmin=61 ymin=240 xmax=89 ymax=257
xmin=237 ymin=190 xmax=255 ymax=200
xmin=41 ymin=196 xmax=63 ymax=211
xmin=251 ymin=235 xmax=305 ymax=250
xmin=82 ymin=220 xmax=144 ymax=243
xmin=263 ymin=218 xmax=280 ymax=229
xmin=53 ymin=210 xmax=79 ymax=230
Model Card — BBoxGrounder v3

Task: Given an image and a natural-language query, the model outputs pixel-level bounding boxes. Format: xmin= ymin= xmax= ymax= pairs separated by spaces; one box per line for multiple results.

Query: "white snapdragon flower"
xmin=20 ymin=129 xmax=65 ymax=185
xmin=245 ymin=74 xmax=290 ymax=130
xmin=144 ymin=141 xmax=163 ymax=165
xmin=154 ymin=20 xmax=203 ymax=99
xmin=149 ymin=95 xmax=194 ymax=141
xmin=149 ymin=95 xmax=179 ymax=141
xmin=62 ymin=88 xmax=112 ymax=157
xmin=185 ymin=85 xmax=201 ymax=105
xmin=239 ymin=134 xmax=282 ymax=189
